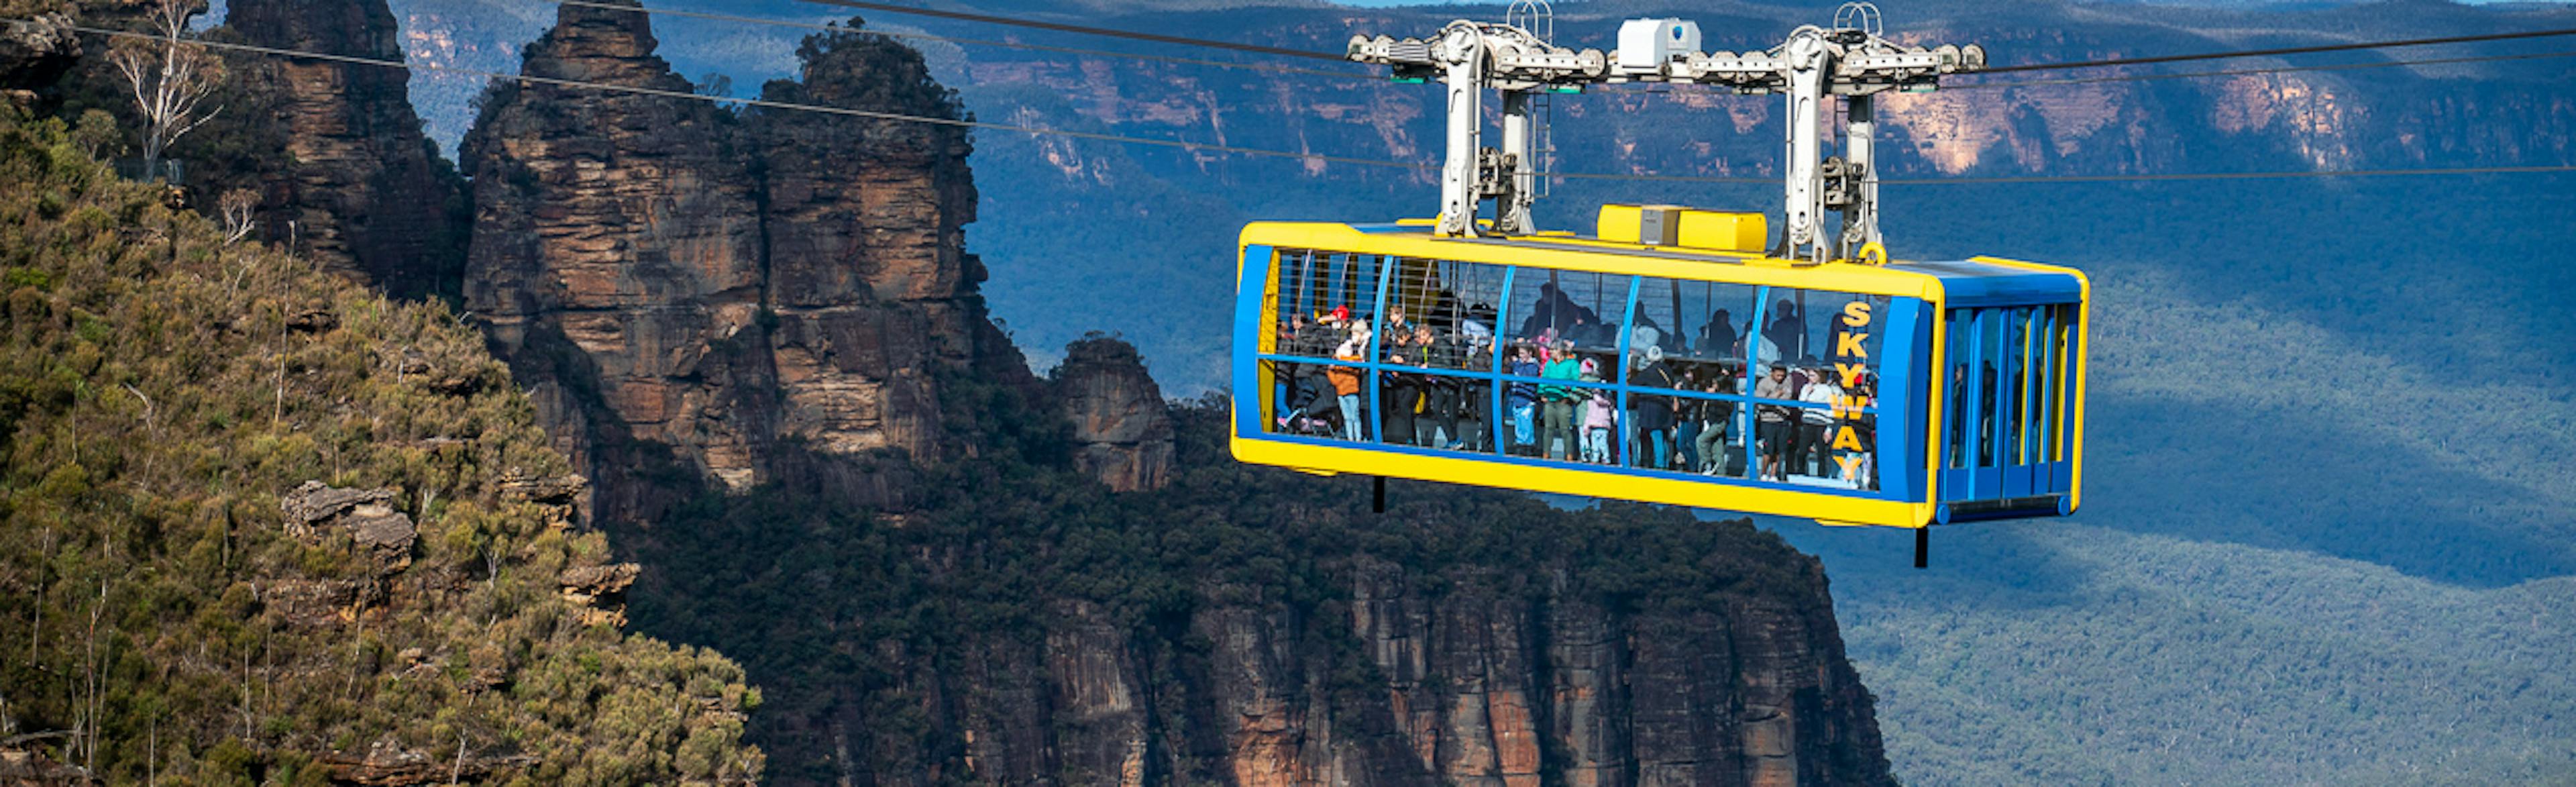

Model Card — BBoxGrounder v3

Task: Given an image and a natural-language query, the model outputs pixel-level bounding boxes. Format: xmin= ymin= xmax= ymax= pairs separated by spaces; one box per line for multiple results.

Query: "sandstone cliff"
xmin=461 ymin=1 xmax=1039 ymax=516
xmin=1054 ymin=334 xmax=1175 ymax=492
xmin=227 ymin=0 xmax=466 ymax=300
xmin=632 ymin=405 xmax=1892 ymax=786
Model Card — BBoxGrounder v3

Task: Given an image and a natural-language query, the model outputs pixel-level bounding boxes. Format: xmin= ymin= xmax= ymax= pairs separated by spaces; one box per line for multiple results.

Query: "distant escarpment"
xmin=636 ymin=405 xmax=1893 ymax=786
xmin=460 ymin=0 xmax=1046 ymax=519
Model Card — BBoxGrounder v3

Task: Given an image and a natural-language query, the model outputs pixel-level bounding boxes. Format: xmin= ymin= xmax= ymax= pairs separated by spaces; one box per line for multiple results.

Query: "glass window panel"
xmin=1635 ymin=276 xmax=1759 ymax=378
xmin=1973 ymin=309 xmax=2004 ymax=468
xmin=1945 ymin=309 xmax=1970 ymax=470
xmin=1265 ymin=250 xmax=1391 ymax=360
xmin=1506 ymin=270 xmax=1630 ymax=382
xmin=2002 ymin=308 xmax=2030 ymax=466
xmin=1746 ymin=289 xmax=1890 ymax=486
xmin=2049 ymin=304 xmax=2074 ymax=463
xmin=1382 ymin=259 xmax=1507 ymax=372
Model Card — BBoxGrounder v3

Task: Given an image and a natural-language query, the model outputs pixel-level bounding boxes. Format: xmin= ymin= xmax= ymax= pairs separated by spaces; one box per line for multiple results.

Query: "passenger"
xmin=1695 ymin=366 xmax=1739 ymax=474
xmin=1540 ymin=339 xmax=1583 ymax=460
xmin=1518 ymin=282 xmax=1561 ymax=339
xmin=1755 ymin=364 xmax=1795 ymax=481
xmin=1506 ymin=344 xmax=1542 ymax=456
xmin=1519 ymin=282 xmax=1601 ymax=342
xmin=1381 ymin=327 xmax=1421 ymax=445
xmin=1798 ymin=366 xmax=1845 ymax=480
xmin=1457 ymin=336 xmax=1493 ymax=452
xmin=1415 ymin=326 xmax=1457 ymax=448
xmin=1764 ymin=299 xmax=1807 ymax=363
xmin=1579 ymin=358 xmax=1614 ymax=464
xmin=1385 ymin=304 xmax=1415 ymax=342
xmin=1673 ymin=366 xmax=1703 ymax=470
xmin=1630 ymin=346 xmax=1678 ymax=470
xmin=1852 ymin=371 xmax=1878 ymax=490
xmin=1699 ymin=309 xmax=1740 ymax=362
xmin=1329 ymin=321 xmax=1369 ymax=441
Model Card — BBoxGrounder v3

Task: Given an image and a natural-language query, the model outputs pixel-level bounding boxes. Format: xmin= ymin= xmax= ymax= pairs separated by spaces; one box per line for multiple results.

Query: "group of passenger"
xmin=1267 ymin=286 xmax=1877 ymax=489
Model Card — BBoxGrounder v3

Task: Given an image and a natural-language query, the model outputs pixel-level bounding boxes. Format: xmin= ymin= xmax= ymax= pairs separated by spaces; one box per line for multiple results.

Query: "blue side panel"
xmin=1877 ymin=298 xmax=1926 ymax=503
xmin=1234 ymin=245 xmax=1274 ymax=439
xmin=1971 ymin=307 xmax=2002 ymax=501
xmin=2002 ymin=308 xmax=2035 ymax=498
xmin=1911 ymin=260 xmax=2083 ymax=309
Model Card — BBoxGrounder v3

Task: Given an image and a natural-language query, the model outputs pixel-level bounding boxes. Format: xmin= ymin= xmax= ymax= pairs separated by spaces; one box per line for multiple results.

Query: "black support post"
xmin=1373 ymin=476 xmax=1387 ymax=514
xmin=1914 ymin=527 xmax=1929 ymax=569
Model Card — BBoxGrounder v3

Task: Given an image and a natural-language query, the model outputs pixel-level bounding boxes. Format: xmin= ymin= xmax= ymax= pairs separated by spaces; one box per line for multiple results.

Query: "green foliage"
xmin=0 ymin=111 xmax=761 ymax=784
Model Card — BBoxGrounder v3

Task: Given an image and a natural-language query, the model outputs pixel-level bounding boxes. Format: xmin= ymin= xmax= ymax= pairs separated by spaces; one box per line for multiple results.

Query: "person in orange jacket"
xmin=1328 ymin=319 xmax=1371 ymax=441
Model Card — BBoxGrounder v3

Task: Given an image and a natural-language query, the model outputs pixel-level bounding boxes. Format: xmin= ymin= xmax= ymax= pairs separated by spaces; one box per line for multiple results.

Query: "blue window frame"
xmin=1246 ymin=246 xmax=1912 ymax=502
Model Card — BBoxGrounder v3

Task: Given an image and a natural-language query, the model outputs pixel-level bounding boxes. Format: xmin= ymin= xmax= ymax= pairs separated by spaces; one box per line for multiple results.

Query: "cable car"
xmin=1226 ymin=11 xmax=2074 ymax=564
xmin=1228 ymin=209 xmax=2088 ymax=534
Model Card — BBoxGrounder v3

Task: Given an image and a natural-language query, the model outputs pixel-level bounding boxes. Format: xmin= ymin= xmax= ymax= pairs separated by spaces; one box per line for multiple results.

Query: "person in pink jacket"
xmin=1579 ymin=358 xmax=1615 ymax=464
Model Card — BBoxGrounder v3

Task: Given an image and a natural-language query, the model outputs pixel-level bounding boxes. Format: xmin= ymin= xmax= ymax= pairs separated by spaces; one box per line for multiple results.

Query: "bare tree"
xmin=218 ymin=188 xmax=258 ymax=245
xmin=105 ymin=0 xmax=224 ymax=180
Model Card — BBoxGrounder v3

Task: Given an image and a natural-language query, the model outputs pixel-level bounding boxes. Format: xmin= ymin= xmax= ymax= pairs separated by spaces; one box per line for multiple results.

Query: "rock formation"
xmin=747 ymin=535 xmax=1890 ymax=786
xmin=0 ymin=13 xmax=79 ymax=97
xmin=462 ymin=1 xmax=1036 ymax=511
xmin=225 ymin=0 xmax=465 ymax=300
xmin=1053 ymin=335 xmax=1174 ymax=491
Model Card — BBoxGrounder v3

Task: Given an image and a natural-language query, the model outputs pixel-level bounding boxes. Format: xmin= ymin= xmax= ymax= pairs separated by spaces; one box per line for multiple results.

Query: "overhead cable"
xmin=50 ymin=23 xmax=2576 ymax=188
xmin=1952 ymin=48 xmax=2576 ymax=91
xmin=1980 ymin=26 xmax=2576 ymax=73
xmin=782 ymin=0 xmax=1348 ymax=62
xmin=539 ymin=0 xmax=1384 ymax=82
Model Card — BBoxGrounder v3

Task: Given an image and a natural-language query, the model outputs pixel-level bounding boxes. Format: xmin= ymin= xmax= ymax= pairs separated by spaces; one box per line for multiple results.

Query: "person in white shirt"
xmin=1796 ymin=367 xmax=1843 ymax=479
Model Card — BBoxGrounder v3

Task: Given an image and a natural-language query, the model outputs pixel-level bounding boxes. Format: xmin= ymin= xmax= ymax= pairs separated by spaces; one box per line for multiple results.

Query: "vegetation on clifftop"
xmin=0 ymin=111 xmax=760 ymax=784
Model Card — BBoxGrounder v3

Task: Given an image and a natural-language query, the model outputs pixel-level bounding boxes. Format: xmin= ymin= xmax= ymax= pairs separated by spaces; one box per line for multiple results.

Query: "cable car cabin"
xmin=1228 ymin=209 xmax=2088 ymax=530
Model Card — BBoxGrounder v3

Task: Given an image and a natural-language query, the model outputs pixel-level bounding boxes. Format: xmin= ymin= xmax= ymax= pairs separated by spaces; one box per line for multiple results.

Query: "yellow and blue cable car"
xmin=1242 ymin=13 xmax=2074 ymax=563
xmin=1228 ymin=208 xmax=2088 ymax=546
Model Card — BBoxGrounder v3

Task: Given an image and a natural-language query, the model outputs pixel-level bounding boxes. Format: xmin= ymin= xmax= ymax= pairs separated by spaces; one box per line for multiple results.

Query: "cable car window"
xmin=1385 ymin=259 xmax=1506 ymax=372
xmin=1760 ymin=291 xmax=1888 ymax=490
xmin=1978 ymin=309 xmax=2006 ymax=468
xmin=1998 ymin=307 xmax=2019 ymax=464
xmin=1635 ymin=278 xmax=1759 ymax=368
xmin=2046 ymin=304 xmax=2074 ymax=463
xmin=1260 ymin=249 xmax=1389 ymax=442
xmin=1507 ymin=270 xmax=1629 ymax=379
xmin=1945 ymin=309 xmax=1970 ymax=470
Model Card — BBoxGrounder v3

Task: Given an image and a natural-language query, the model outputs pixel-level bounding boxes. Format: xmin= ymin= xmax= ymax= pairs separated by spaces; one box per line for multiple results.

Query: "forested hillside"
xmin=0 ymin=112 xmax=761 ymax=784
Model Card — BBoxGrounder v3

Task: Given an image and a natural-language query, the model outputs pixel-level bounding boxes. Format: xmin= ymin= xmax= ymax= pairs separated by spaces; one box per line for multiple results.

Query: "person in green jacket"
xmin=1539 ymin=337 xmax=1584 ymax=461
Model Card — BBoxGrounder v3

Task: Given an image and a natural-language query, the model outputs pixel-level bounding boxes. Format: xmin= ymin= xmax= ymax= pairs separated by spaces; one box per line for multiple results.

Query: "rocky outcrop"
xmin=462 ymin=2 xmax=1034 ymax=509
xmin=226 ymin=0 xmax=464 ymax=300
xmin=461 ymin=0 xmax=778 ymax=496
xmin=279 ymin=480 xmax=417 ymax=572
xmin=1053 ymin=335 xmax=1173 ymax=492
xmin=317 ymin=739 xmax=537 ymax=786
xmin=0 ymin=13 xmax=79 ymax=96
xmin=0 ymin=738 xmax=91 ymax=786
xmin=788 ymin=541 xmax=1888 ymax=786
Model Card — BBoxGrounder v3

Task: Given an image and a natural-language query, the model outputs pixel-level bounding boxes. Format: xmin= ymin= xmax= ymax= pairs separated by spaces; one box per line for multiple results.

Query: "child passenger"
xmin=1579 ymin=358 xmax=1613 ymax=464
